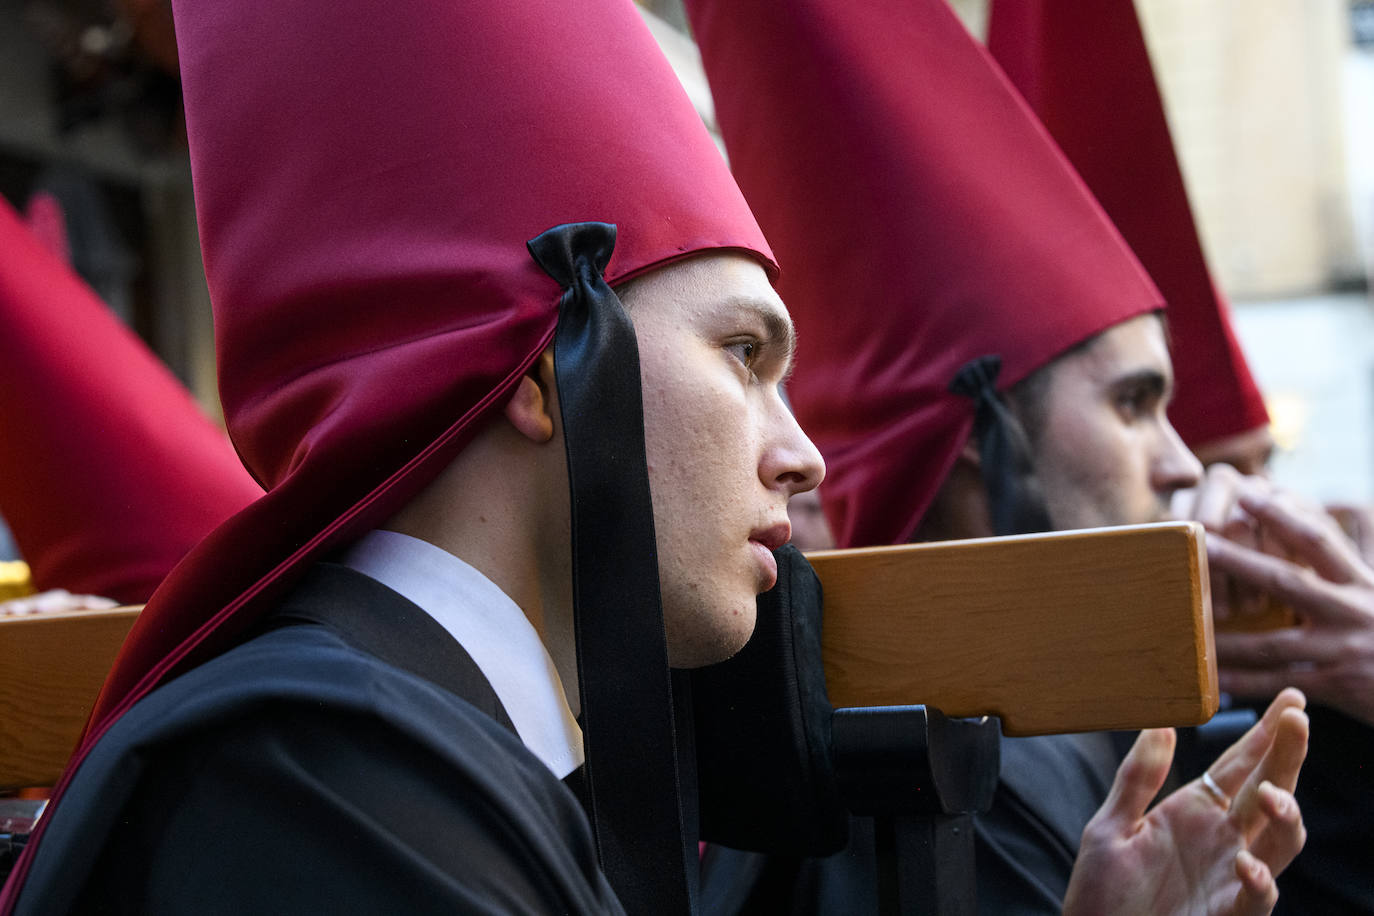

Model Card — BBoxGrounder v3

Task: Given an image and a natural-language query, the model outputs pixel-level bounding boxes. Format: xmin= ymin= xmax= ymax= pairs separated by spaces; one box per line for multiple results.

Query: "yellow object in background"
xmin=0 ymin=561 xmax=34 ymax=601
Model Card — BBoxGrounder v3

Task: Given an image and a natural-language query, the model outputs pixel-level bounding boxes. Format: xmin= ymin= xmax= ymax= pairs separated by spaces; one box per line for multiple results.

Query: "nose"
xmin=1151 ymin=417 xmax=1203 ymax=497
xmin=761 ymin=399 xmax=826 ymax=497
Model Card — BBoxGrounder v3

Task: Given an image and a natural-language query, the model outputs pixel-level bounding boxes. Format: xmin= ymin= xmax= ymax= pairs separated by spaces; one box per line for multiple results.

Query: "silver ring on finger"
xmin=1201 ymin=771 xmax=1232 ymax=811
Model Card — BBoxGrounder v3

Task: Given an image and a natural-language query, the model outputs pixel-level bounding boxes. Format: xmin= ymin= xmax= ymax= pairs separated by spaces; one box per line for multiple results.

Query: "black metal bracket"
xmin=832 ymin=706 xmax=1001 ymax=916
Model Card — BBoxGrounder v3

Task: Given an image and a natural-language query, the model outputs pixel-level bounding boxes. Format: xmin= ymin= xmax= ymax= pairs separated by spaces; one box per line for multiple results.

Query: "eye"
xmin=1114 ymin=384 xmax=1157 ymax=420
xmin=726 ymin=339 xmax=759 ymax=371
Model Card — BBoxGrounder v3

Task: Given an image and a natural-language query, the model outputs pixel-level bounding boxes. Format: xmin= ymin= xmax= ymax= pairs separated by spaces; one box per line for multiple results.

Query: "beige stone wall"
xmin=1133 ymin=1 xmax=1356 ymax=297
xmin=947 ymin=0 xmax=990 ymax=39
xmin=951 ymin=0 xmax=1359 ymax=298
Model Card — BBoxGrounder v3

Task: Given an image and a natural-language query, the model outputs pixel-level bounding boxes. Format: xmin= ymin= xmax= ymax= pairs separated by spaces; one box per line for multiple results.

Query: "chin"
xmin=664 ymin=593 xmax=757 ymax=668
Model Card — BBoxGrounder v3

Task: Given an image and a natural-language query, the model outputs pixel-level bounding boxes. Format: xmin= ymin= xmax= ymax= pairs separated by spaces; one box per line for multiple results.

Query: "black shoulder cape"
xmin=14 ymin=563 xmax=622 ymax=915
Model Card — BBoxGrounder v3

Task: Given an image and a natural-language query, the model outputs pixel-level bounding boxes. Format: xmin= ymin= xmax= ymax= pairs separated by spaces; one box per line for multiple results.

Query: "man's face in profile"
xmin=616 ymin=253 xmax=825 ymax=668
xmin=1017 ymin=313 xmax=1202 ymax=530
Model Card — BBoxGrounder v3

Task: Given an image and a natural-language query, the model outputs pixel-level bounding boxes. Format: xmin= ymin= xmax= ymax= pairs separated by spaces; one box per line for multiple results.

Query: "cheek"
xmin=1084 ymin=426 xmax=1160 ymax=522
xmin=638 ymin=363 xmax=753 ymax=538
xmin=642 ymin=383 xmax=730 ymax=479
xmin=1068 ymin=408 xmax=1137 ymax=476
xmin=1035 ymin=411 xmax=1138 ymax=521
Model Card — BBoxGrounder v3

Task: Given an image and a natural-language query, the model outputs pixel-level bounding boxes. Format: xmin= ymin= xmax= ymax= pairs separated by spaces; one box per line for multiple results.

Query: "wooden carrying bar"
xmin=0 ymin=606 xmax=140 ymax=789
xmin=810 ymin=522 xmax=1219 ymax=736
xmin=0 ymin=523 xmax=1217 ymax=787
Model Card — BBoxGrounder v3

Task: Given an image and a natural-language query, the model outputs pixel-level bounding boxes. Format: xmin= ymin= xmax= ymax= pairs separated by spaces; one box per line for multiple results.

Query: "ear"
xmin=504 ymin=348 xmax=557 ymax=443
xmin=957 ymin=434 xmax=981 ymax=470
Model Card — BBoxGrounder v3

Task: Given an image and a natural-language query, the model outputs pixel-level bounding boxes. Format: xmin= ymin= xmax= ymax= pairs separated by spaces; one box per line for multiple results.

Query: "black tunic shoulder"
xmin=14 ymin=565 xmax=622 ymax=915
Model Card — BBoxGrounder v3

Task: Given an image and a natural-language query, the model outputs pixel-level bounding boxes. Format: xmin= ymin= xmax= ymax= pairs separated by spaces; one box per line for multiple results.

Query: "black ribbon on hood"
xmin=527 ymin=222 xmax=696 ymax=914
xmin=949 ymin=354 xmax=1054 ymax=536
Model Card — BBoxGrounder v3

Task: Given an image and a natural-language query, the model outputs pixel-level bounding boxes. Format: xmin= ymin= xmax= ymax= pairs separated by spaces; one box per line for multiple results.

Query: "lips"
xmin=749 ymin=522 xmax=792 ymax=552
xmin=748 ymin=522 xmax=790 ymax=591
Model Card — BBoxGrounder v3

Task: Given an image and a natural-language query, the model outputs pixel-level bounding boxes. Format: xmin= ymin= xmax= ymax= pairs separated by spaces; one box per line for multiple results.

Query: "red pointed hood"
xmin=86 ymin=0 xmax=773 ymax=728
xmin=988 ymin=0 xmax=1268 ymax=449
xmin=685 ymin=0 xmax=1162 ymax=548
xmin=0 ymin=198 xmax=261 ymax=604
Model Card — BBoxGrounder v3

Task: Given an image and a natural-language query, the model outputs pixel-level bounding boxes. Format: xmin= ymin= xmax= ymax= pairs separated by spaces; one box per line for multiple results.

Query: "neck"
xmin=916 ymin=458 xmax=994 ymax=542
xmin=384 ymin=422 xmax=579 ymax=713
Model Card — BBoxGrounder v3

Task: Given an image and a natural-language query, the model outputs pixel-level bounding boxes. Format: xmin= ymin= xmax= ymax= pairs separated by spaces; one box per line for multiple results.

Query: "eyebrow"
xmin=1110 ymin=368 xmax=1170 ymax=401
xmin=731 ymin=296 xmax=797 ymax=375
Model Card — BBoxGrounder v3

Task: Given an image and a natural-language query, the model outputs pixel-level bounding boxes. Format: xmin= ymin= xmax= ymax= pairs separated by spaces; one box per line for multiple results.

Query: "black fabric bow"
xmin=949 ymin=354 xmax=1054 ymax=536
xmin=528 ymin=222 xmax=696 ymax=914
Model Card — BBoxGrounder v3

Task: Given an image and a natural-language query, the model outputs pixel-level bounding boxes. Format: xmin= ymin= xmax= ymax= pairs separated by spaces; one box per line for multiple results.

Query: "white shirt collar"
xmin=339 ymin=529 xmax=584 ymax=779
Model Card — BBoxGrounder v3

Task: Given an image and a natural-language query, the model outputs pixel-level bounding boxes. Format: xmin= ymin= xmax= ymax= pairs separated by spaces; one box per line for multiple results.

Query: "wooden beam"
xmin=0 ymin=523 xmax=1218 ymax=785
xmin=0 ymin=606 xmax=140 ymax=789
xmin=811 ymin=522 xmax=1218 ymax=736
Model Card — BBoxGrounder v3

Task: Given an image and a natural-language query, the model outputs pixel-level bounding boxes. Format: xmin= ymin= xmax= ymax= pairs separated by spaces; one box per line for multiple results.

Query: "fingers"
xmin=1230 ymin=849 xmax=1279 ymax=916
xmin=1247 ymin=780 xmax=1307 ymax=875
xmin=1216 ymin=627 xmax=1344 ymax=669
xmin=1187 ymin=464 xmax=1247 ymax=534
xmin=1219 ymin=648 xmax=1374 ymax=726
xmin=1214 ymin=518 xmax=1262 ymax=624
xmin=1183 ymin=467 xmax=1278 ymax=624
xmin=1217 ymin=666 xmax=1319 ymax=704
xmin=1231 ymin=708 xmax=1313 ymax=862
xmin=1239 ymin=490 xmax=1370 ymax=585
xmin=1098 ymin=727 xmax=1176 ymax=827
xmin=1207 ymin=688 xmax=1306 ymax=798
xmin=1208 ymin=536 xmax=1352 ymax=623
xmin=1328 ymin=503 xmax=1374 ymax=568
xmin=1229 ymin=706 xmax=1309 ymax=841
xmin=1220 ymin=710 xmax=1307 ymax=916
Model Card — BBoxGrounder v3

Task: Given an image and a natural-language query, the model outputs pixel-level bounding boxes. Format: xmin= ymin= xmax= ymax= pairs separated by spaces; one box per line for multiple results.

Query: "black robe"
xmin=1273 ymin=704 xmax=1374 ymax=915
xmin=13 ymin=563 xmax=622 ymax=914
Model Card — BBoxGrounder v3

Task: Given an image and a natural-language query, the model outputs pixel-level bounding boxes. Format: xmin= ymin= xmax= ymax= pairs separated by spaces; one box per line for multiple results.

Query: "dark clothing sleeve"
xmin=971 ymin=731 xmax=1121 ymax=915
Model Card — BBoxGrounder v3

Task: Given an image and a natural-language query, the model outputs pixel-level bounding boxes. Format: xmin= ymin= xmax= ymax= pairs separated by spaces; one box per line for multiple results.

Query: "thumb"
xmin=1098 ymin=728 xmax=1176 ymax=827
